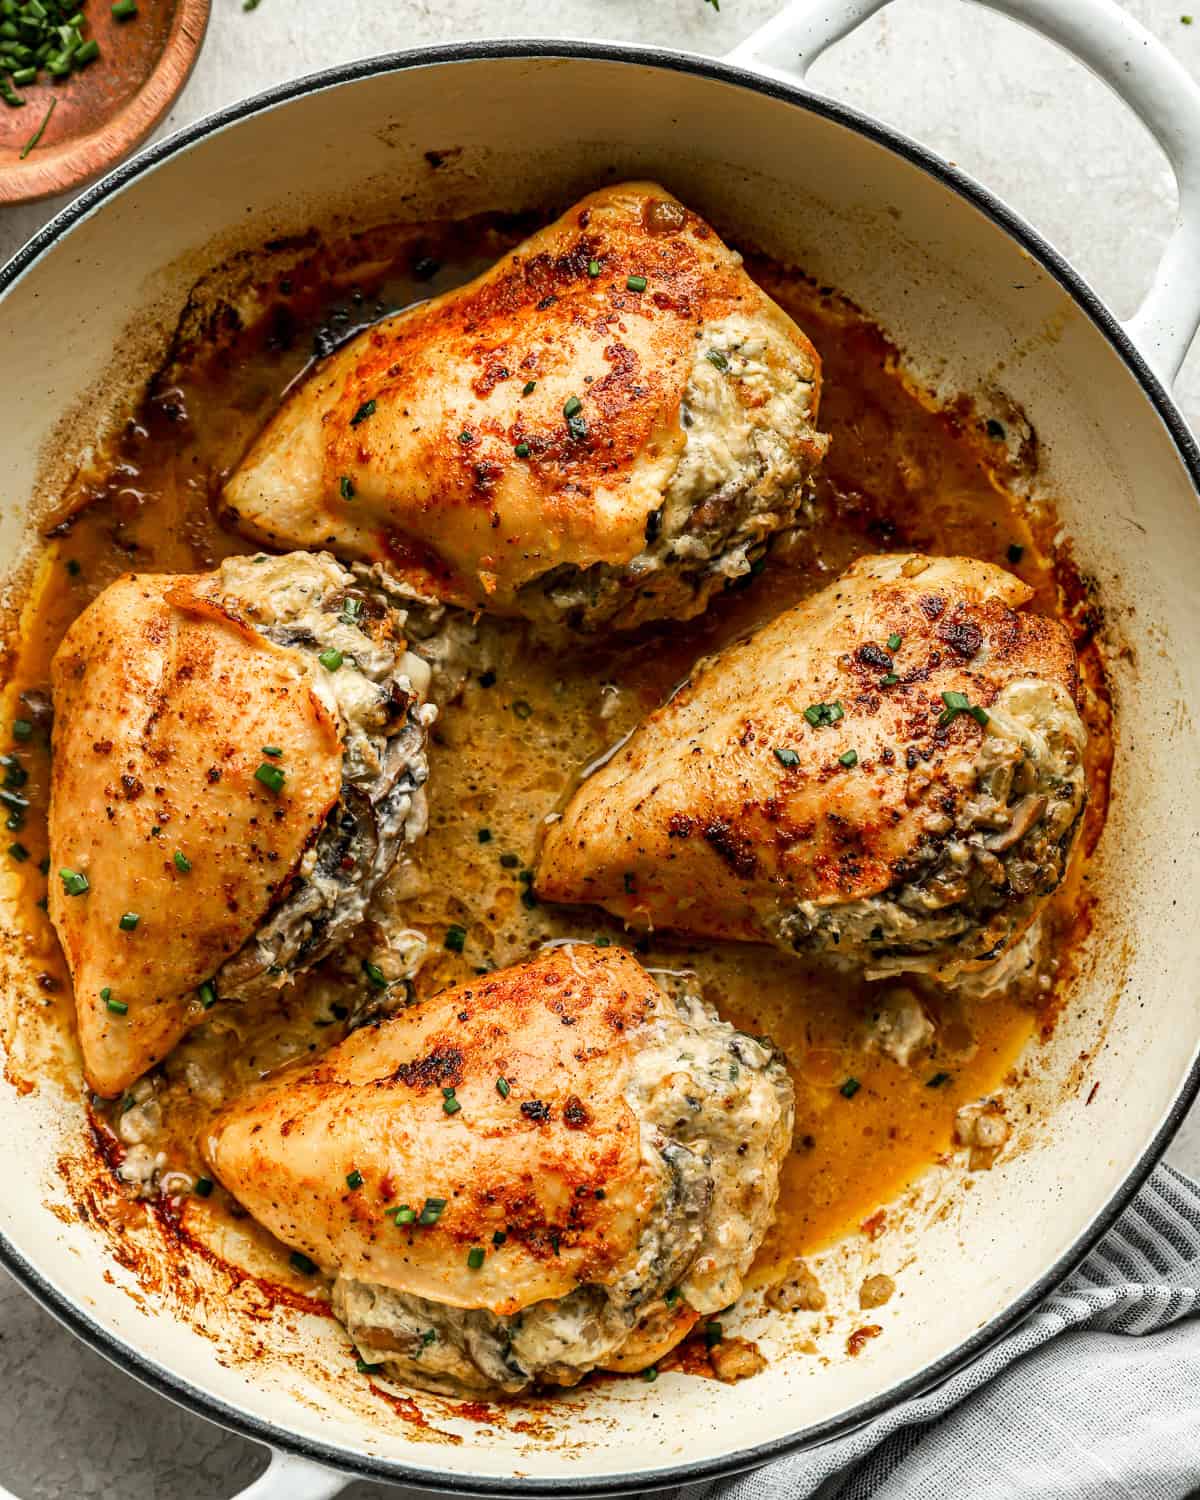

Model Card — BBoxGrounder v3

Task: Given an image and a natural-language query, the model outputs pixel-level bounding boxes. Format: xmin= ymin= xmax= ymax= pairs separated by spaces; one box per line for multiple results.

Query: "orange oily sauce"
xmin=0 ymin=214 xmax=1110 ymax=1294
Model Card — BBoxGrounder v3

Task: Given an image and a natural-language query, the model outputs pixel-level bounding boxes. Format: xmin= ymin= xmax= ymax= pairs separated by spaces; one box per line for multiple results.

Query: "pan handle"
xmin=226 ymin=1450 xmax=348 ymax=1500
xmin=726 ymin=0 xmax=1200 ymax=387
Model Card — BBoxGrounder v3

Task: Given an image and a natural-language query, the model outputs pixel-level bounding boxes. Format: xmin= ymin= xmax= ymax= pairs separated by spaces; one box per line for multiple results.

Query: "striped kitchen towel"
xmin=681 ymin=1163 xmax=1200 ymax=1500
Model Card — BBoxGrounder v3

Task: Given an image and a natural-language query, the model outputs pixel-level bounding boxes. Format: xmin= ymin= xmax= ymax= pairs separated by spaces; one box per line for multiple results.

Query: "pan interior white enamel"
xmin=0 ymin=53 xmax=1197 ymax=1486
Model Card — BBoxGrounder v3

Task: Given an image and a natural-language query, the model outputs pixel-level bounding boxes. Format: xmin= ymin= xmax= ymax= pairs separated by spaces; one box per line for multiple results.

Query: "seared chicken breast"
xmin=223 ymin=182 xmax=829 ymax=634
xmin=49 ymin=551 xmax=434 ymax=1096
xmin=203 ymin=945 xmax=793 ymax=1395
xmin=538 ymin=555 xmax=1086 ymax=980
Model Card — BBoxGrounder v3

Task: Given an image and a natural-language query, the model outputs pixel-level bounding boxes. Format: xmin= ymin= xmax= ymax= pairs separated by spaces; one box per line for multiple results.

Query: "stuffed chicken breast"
xmin=223 ymin=182 xmax=829 ymax=634
xmin=538 ymin=555 xmax=1086 ymax=981
xmin=202 ymin=944 xmax=793 ymax=1395
xmin=49 ymin=551 xmax=434 ymax=1097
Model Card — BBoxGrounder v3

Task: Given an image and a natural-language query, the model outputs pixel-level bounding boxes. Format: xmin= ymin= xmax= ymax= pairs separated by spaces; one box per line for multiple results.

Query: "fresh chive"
xmin=198 ymin=981 xmax=217 ymax=1009
xmin=880 ymin=673 xmax=899 ymax=686
xmin=522 ymin=380 xmax=536 ymax=396
xmin=173 ymin=850 xmax=191 ymax=874
xmin=349 ymin=399 xmax=376 ymax=427
xmin=626 ymin=275 xmax=647 ymax=292
xmin=318 ymin=648 xmax=343 ymax=671
xmin=346 ymin=1169 xmax=364 ymax=1190
xmin=773 ymin=747 xmax=800 ymax=768
xmin=73 ymin=36 xmax=97 ymax=63
xmin=339 ymin=475 xmax=355 ymax=501
xmin=939 ymin=690 xmax=989 ymax=729
xmin=587 ymin=258 xmax=601 ymax=277
xmin=840 ymin=1077 xmax=861 ymax=1099
xmin=643 ymin=1366 xmax=658 ymax=1382
xmin=567 ymin=413 xmax=588 ymax=441
xmin=466 ymin=1246 xmax=485 ymax=1270
xmin=417 ymin=1197 xmax=446 ymax=1226
xmin=442 ymin=1089 xmax=461 ymax=1115
xmin=262 ymin=746 xmax=283 ymax=757
xmin=362 ymin=958 xmax=388 ymax=990
xmin=105 ymin=994 xmax=128 ymax=1015
xmin=803 ymin=701 xmax=844 ymax=728
xmin=665 ymin=1286 xmax=681 ymax=1306
xmin=7 ymin=842 xmax=28 ymax=862
xmin=492 ymin=1229 xmax=507 ymax=1247
xmin=1 ymin=755 xmax=26 ymax=788
xmin=194 ymin=1176 xmax=214 ymax=1197
xmin=563 ymin=396 xmax=582 ymax=418
xmin=496 ymin=1076 xmax=510 ymax=1098
xmin=512 ymin=700 xmax=533 ymax=720
xmin=706 ymin=349 xmax=729 ymax=371
xmin=1007 ymin=543 xmax=1024 ymax=564
xmin=444 ymin=923 xmax=467 ymax=953
xmin=887 ymin=633 xmax=902 ymax=651
xmin=499 ymin=852 xmax=520 ymax=869
xmin=118 ymin=912 xmax=140 ymax=931
xmin=704 ymin=1321 xmax=723 ymax=1348
xmin=59 ymin=868 xmax=88 ymax=896
xmin=477 ymin=827 xmax=492 ymax=843
xmin=514 ymin=441 xmax=530 ymax=458
xmin=112 ymin=0 xmax=136 ymax=15
xmin=254 ymin=762 xmax=285 ymax=794
xmin=457 ymin=429 xmax=473 ymax=445
xmin=394 ymin=1205 xmax=416 ymax=1225
xmin=289 ymin=1251 xmax=318 ymax=1276
xmin=356 ymin=1358 xmax=384 ymax=1373
xmin=839 ymin=749 xmax=858 ymax=768
xmin=12 ymin=719 xmax=32 ymax=741
xmin=594 ymin=934 xmax=612 ymax=947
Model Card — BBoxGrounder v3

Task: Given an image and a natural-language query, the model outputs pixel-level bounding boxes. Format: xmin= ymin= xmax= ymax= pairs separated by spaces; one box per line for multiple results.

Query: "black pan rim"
xmin=2 ymin=36 xmax=1198 ymax=1500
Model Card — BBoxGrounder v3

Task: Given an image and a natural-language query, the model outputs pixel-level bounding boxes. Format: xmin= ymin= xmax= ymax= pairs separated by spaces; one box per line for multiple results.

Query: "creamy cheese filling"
xmin=777 ymin=679 xmax=1087 ymax=982
xmin=334 ymin=987 xmax=793 ymax=1396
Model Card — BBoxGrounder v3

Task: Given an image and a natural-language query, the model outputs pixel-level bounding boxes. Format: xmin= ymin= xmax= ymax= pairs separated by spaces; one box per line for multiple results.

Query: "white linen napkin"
xmin=675 ymin=1164 xmax=1200 ymax=1500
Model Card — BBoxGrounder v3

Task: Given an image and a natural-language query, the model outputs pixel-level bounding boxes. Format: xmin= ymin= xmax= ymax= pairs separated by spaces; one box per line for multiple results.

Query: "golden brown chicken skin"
xmin=49 ymin=552 xmax=433 ymax=1097
xmin=537 ymin=555 xmax=1087 ymax=980
xmin=223 ymin=182 xmax=828 ymax=633
xmin=203 ymin=945 xmax=792 ymax=1395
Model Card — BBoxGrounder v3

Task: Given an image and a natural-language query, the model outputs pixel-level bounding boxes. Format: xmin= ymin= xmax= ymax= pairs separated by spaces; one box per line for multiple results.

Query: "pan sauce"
xmin=1 ymin=212 xmax=1111 ymax=1319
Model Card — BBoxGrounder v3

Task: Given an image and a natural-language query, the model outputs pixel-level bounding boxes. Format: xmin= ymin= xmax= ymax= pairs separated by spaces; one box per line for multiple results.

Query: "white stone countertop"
xmin=0 ymin=1 xmax=1198 ymax=1493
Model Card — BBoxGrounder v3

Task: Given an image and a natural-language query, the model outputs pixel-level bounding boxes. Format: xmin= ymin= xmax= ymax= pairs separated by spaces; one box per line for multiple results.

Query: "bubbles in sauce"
xmin=0 ymin=212 xmax=1111 ymax=1299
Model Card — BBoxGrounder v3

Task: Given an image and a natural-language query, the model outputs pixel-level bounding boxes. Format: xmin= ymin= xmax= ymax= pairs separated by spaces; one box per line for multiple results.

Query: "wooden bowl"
xmin=0 ymin=0 xmax=209 ymax=205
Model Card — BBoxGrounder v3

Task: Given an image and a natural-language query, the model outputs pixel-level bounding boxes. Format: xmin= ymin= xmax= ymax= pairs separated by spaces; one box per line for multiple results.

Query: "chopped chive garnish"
xmin=12 ymin=719 xmax=32 ymax=741
xmin=442 ymin=1089 xmax=462 ymax=1115
xmin=626 ymin=275 xmax=647 ymax=292
xmin=289 ymin=1251 xmax=318 ymax=1276
xmin=803 ymin=701 xmax=844 ymax=728
xmin=59 ymin=868 xmax=88 ymax=895
xmin=417 ymin=1197 xmax=446 ymax=1226
xmin=522 ymin=380 xmax=536 ymax=396
xmin=594 ymin=934 xmax=612 ymax=947
xmin=66 ymin=559 xmax=81 ymax=577
xmin=444 ymin=923 xmax=467 ymax=953
xmin=356 ymin=1358 xmax=385 ymax=1374
xmin=839 ymin=749 xmax=858 ymax=768
xmin=477 ymin=827 xmax=492 ymax=843
xmin=706 ymin=349 xmax=729 ymax=371
xmin=499 ymin=852 xmax=520 ymax=868
xmin=643 ymin=1366 xmax=658 ymax=1382
xmin=887 ymin=633 xmax=902 ymax=651
xmin=939 ymin=690 xmax=989 ymax=729
xmin=457 ymin=429 xmax=473 ymax=445
xmin=105 ymin=993 xmax=128 ymax=1015
xmin=926 ymin=1071 xmax=952 ymax=1088
xmin=74 ymin=36 xmax=98 ymax=63
xmin=880 ymin=673 xmax=899 ymax=686
xmin=349 ymin=399 xmax=376 ymax=427
xmin=704 ymin=1321 xmax=723 ymax=1348
xmin=394 ymin=1205 xmax=416 ymax=1225
xmin=18 ymin=94 xmax=53 ymax=157
xmin=194 ymin=1176 xmax=214 ymax=1197
xmin=492 ymin=1229 xmax=507 ymax=1247
xmin=7 ymin=842 xmax=28 ymax=862
xmin=173 ymin=850 xmax=191 ymax=874
xmin=112 ymin=0 xmax=137 ymax=16
xmin=514 ymin=441 xmax=530 ymax=458
xmin=1 ymin=755 xmax=27 ymax=788
xmin=496 ymin=1076 xmax=510 ymax=1098
xmin=362 ymin=959 xmax=388 ymax=990
xmin=118 ymin=912 xmax=140 ymax=931
xmin=346 ymin=1169 xmax=364 ymax=1190
xmin=587 ymin=259 xmax=600 ymax=277
xmin=254 ymin=762 xmax=285 ymax=794
xmin=466 ymin=1246 xmax=485 ymax=1269
xmin=1007 ymin=543 xmax=1024 ymax=564
xmin=318 ymin=648 xmax=343 ymax=671
xmin=665 ymin=1286 xmax=681 ymax=1306
xmin=339 ymin=475 xmax=355 ymax=500
xmin=198 ymin=980 xmax=217 ymax=1009
xmin=773 ymin=747 xmax=800 ymax=768
xmin=563 ymin=395 xmax=582 ymax=418
xmin=840 ymin=1077 xmax=861 ymax=1099
xmin=512 ymin=700 xmax=533 ymax=720
xmin=262 ymin=746 xmax=283 ymax=757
